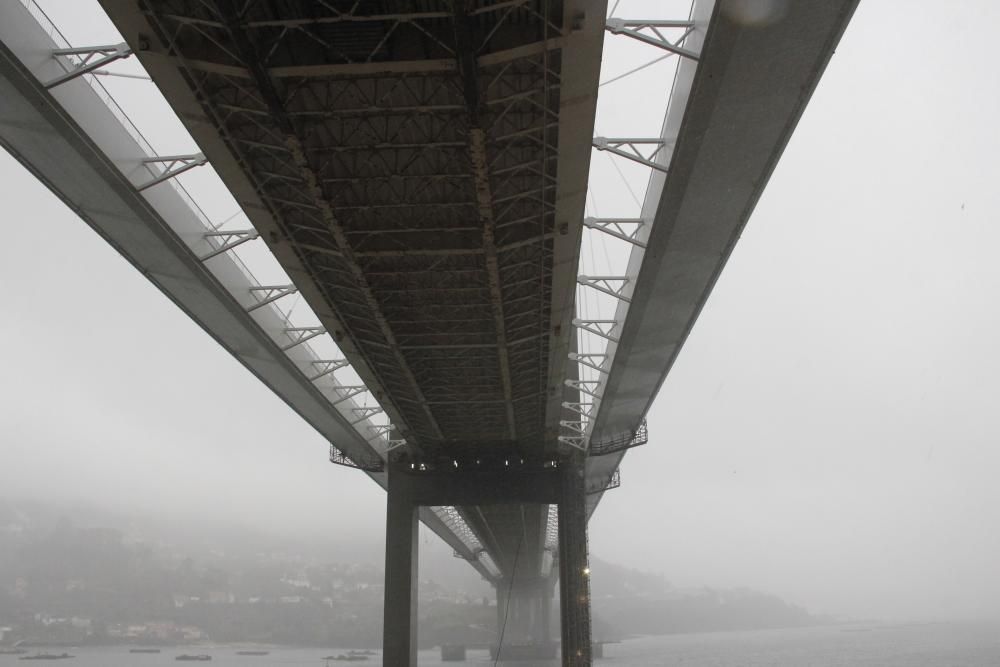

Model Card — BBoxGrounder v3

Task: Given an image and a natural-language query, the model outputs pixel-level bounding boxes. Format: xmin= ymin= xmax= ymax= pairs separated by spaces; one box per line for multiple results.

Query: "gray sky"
xmin=1 ymin=0 xmax=999 ymax=623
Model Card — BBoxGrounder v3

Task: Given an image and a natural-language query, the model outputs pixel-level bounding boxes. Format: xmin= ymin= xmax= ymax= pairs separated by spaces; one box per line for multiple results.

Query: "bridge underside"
xmin=99 ymin=0 xmax=606 ymax=596
xmin=100 ymin=0 xmax=600 ymax=457
xmin=0 ymin=0 xmax=860 ymax=664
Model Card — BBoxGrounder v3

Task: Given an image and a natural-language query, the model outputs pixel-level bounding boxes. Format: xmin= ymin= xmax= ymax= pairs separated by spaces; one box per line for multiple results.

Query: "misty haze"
xmin=2 ymin=1 xmax=999 ymax=666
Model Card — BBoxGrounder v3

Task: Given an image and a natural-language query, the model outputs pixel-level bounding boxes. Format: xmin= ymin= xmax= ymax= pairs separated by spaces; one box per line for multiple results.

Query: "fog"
xmin=2 ymin=0 xmax=999 ymax=627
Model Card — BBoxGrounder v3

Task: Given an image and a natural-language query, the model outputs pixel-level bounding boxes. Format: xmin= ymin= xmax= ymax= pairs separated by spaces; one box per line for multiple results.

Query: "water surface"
xmin=5 ymin=623 xmax=999 ymax=666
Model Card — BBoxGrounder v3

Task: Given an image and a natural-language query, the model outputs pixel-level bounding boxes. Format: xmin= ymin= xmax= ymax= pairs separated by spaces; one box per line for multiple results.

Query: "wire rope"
xmin=493 ymin=529 xmax=525 ymax=666
xmin=607 ymin=152 xmax=643 ymax=209
xmin=600 ymin=53 xmax=673 ymax=88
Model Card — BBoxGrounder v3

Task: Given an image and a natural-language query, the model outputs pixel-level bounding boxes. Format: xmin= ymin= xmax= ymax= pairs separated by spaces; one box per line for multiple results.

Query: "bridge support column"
xmin=541 ymin=585 xmax=553 ymax=643
xmin=558 ymin=459 xmax=592 ymax=666
xmin=495 ymin=578 xmax=556 ymax=648
xmin=383 ymin=467 xmax=419 ymax=667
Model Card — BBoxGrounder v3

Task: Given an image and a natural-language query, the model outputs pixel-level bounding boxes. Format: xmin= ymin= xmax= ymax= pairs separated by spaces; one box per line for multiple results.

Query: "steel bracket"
xmin=565 ymin=378 xmax=601 ymax=400
xmin=578 ymin=275 xmax=632 ymax=303
xmin=572 ymin=318 xmax=621 ymax=343
xmin=367 ymin=424 xmax=396 ymax=441
xmin=593 ymin=137 xmax=670 ymax=172
xmin=561 ymin=401 xmax=595 ymax=419
xmin=280 ymin=326 xmax=324 ymax=351
xmin=605 ymin=18 xmax=700 ymax=61
xmin=137 ymin=153 xmax=207 ymax=191
xmin=309 ymin=359 xmax=350 ymax=381
xmin=46 ymin=42 xmax=133 ymax=89
xmin=247 ymin=284 xmax=297 ymax=312
xmin=558 ymin=434 xmax=589 ymax=451
xmin=200 ymin=229 xmax=259 ymax=260
xmin=330 ymin=386 xmax=366 ymax=405
xmin=570 ymin=352 xmax=609 ymax=374
xmin=351 ymin=406 xmax=384 ymax=424
xmin=583 ymin=217 xmax=647 ymax=248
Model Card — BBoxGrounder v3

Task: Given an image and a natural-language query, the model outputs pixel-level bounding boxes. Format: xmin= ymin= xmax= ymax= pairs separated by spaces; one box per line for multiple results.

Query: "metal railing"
xmin=589 ymin=419 xmax=648 ymax=456
xmin=585 ymin=468 xmax=621 ymax=495
xmin=329 ymin=445 xmax=385 ymax=473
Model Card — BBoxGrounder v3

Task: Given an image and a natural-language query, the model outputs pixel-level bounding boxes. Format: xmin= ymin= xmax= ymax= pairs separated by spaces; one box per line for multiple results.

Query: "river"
xmin=5 ymin=622 xmax=1000 ymax=666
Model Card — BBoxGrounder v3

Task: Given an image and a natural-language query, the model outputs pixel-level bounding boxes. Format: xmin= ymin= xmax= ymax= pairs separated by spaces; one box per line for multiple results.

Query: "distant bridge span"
xmin=0 ymin=0 xmax=858 ymax=664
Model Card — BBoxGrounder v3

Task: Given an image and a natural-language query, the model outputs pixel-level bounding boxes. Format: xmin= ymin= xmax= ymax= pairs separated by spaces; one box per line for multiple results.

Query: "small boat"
xmin=130 ymin=648 xmax=162 ymax=653
xmin=18 ymin=654 xmax=74 ymax=661
xmin=348 ymin=650 xmax=376 ymax=656
xmin=175 ymin=655 xmax=212 ymax=661
xmin=236 ymin=650 xmax=270 ymax=655
xmin=324 ymin=656 xmax=368 ymax=662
